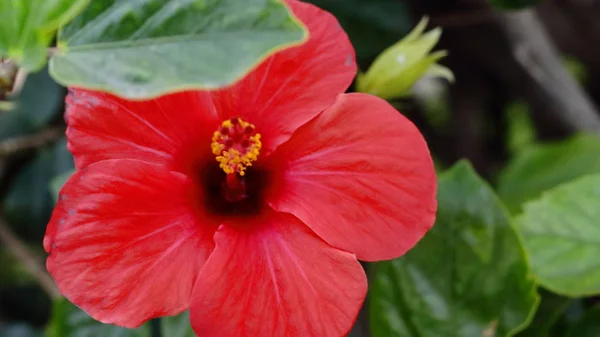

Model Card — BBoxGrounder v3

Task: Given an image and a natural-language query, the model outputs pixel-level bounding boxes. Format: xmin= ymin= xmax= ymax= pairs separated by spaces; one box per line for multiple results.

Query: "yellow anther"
xmin=211 ymin=118 xmax=261 ymax=175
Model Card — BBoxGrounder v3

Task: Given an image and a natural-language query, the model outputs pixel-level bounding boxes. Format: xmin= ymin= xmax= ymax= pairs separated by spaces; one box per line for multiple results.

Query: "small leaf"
xmin=498 ymin=134 xmax=600 ymax=213
xmin=0 ymin=0 xmax=90 ymax=71
xmin=370 ymin=161 xmax=539 ymax=337
xmin=565 ymin=305 xmax=600 ymax=337
xmin=50 ymin=0 xmax=307 ymax=99
xmin=516 ymin=173 xmax=600 ymax=297
xmin=487 ymin=0 xmax=543 ymax=10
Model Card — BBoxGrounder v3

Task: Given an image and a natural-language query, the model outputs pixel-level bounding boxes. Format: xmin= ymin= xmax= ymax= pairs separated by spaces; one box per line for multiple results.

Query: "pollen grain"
xmin=211 ymin=117 xmax=261 ymax=176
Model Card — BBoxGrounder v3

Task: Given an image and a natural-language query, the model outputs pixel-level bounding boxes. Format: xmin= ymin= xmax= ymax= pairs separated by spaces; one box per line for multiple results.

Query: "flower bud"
xmin=356 ymin=17 xmax=454 ymax=100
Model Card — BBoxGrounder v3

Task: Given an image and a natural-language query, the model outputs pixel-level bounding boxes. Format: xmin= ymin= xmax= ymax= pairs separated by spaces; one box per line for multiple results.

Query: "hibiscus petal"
xmin=269 ymin=93 xmax=437 ymax=261
xmin=44 ymin=159 xmax=216 ymax=327
xmin=65 ymin=89 xmax=219 ymax=172
xmin=210 ymin=0 xmax=356 ymax=154
xmin=189 ymin=212 xmax=366 ymax=337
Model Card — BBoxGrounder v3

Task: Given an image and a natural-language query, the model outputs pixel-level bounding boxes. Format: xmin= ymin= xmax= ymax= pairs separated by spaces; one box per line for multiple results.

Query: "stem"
xmin=0 ymin=126 xmax=64 ymax=157
xmin=0 ymin=215 xmax=60 ymax=299
xmin=150 ymin=318 xmax=162 ymax=337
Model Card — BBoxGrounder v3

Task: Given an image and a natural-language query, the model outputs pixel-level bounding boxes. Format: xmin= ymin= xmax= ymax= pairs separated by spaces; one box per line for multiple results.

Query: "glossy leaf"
xmin=0 ymin=0 xmax=90 ymax=71
xmin=487 ymin=0 xmax=542 ymax=10
xmin=498 ymin=134 xmax=600 ymax=213
xmin=50 ymin=0 xmax=307 ymax=99
xmin=566 ymin=306 xmax=600 ymax=337
xmin=516 ymin=174 xmax=600 ymax=297
xmin=370 ymin=161 xmax=539 ymax=337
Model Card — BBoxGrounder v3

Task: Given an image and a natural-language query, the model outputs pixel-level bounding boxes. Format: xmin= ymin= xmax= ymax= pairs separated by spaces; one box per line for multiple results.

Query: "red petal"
xmin=210 ymin=0 xmax=356 ymax=154
xmin=65 ymin=89 xmax=219 ymax=172
xmin=44 ymin=159 xmax=216 ymax=327
xmin=189 ymin=212 xmax=366 ymax=337
xmin=268 ymin=93 xmax=437 ymax=261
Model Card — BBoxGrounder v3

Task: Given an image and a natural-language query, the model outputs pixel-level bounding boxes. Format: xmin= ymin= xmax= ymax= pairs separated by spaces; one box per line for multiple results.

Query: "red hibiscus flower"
xmin=43 ymin=1 xmax=437 ymax=336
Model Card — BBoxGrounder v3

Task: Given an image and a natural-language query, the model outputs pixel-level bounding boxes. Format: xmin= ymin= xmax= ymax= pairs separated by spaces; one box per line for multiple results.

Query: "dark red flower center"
xmin=203 ymin=117 xmax=267 ymax=216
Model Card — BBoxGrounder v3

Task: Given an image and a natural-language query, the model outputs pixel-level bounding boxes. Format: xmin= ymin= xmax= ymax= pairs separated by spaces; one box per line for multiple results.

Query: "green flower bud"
xmin=356 ymin=17 xmax=454 ymax=100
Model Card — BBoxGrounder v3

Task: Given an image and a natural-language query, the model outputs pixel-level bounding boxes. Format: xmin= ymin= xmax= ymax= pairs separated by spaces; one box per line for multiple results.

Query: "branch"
xmin=0 ymin=127 xmax=64 ymax=157
xmin=497 ymin=9 xmax=600 ymax=133
xmin=0 ymin=215 xmax=60 ymax=299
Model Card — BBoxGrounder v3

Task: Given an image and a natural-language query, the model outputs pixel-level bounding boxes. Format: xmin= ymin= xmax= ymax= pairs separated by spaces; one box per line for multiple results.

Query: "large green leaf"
xmin=566 ymin=305 xmax=600 ymax=337
xmin=0 ymin=0 xmax=90 ymax=71
xmin=498 ymin=134 xmax=600 ymax=213
xmin=49 ymin=0 xmax=307 ymax=99
xmin=370 ymin=161 xmax=539 ymax=337
xmin=516 ymin=173 xmax=600 ymax=297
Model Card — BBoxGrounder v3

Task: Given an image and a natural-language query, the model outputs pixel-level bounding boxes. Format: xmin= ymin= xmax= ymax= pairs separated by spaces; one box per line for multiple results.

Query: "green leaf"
xmin=161 ymin=312 xmax=195 ymax=337
xmin=370 ymin=161 xmax=539 ymax=337
xmin=2 ymin=138 xmax=73 ymax=241
xmin=516 ymin=173 xmax=600 ymax=297
xmin=47 ymin=298 xmax=195 ymax=337
xmin=47 ymin=298 xmax=148 ymax=337
xmin=0 ymin=0 xmax=90 ymax=71
xmin=566 ymin=305 xmax=600 ymax=337
xmin=487 ymin=0 xmax=543 ymax=10
xmin=49 ymin=0 xmax=307 ymax=99
xmin=498 ymin=134 xmax=600 ymax=213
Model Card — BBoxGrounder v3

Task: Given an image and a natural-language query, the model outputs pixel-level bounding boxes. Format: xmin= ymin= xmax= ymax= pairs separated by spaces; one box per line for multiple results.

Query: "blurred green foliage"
xmin=2 ymin=1 xmax=600 ymax=337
